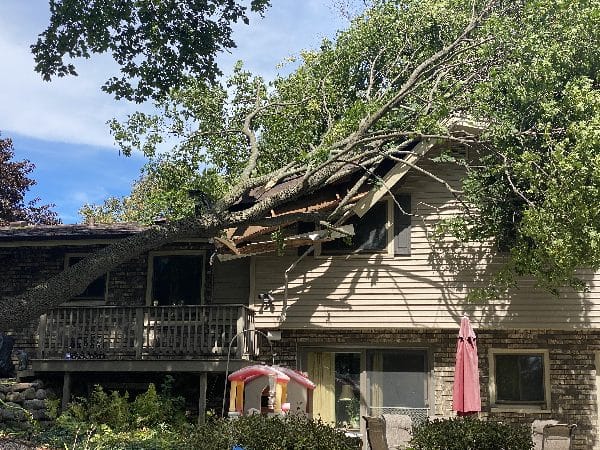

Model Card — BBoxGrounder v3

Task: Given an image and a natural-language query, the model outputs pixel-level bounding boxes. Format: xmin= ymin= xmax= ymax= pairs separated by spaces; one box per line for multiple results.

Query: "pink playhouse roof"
xmin=228 ymin=365 xmax=315 ymax=389
xmin=276 ymin=366 xmax=316 ymax=390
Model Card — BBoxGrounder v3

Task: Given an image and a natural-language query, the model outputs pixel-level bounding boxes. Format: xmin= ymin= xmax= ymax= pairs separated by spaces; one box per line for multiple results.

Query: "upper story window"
xmin=489 ymin=349 xmax=550 ymax=411
xmin=320 ymin=194 xmax=411 ymax=256
xmin=64 ymin=254 xmax=108 ymax=303
xmin=146 ymin=251 xmax=205 ymax=306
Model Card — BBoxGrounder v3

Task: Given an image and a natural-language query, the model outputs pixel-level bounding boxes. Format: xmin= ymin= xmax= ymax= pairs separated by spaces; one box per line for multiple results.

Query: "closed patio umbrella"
xmin=452 ymin=315 xmax=481 ymax=414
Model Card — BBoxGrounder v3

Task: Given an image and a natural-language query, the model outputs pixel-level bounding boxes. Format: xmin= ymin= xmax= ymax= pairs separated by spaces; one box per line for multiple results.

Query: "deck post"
xmin=135 ymin=308 xmax=144 ymax=359
xmin=61 ymin=372 xmax=72 ymax=411
xmin=198 ymin=372 xmax=207 ymax=425
xmin=37 ymin=314 xmax=47 ymax=358
xmin=236 ymin=307 xmax=246 ymax=359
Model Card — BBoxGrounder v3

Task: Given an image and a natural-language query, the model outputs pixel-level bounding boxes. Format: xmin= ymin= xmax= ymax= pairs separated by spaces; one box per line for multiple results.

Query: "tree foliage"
xmin=111 ymin=0 xmax=600 ymax=297
xmin=32 ymin=0 xmax=271 ymax=102
xmin=79 ymin=157 xmax=225 ymax=225
xmin=3 ymin=0 xmax=600 ymax=330
xmin=0 ymin=134 xmax=61 ymax=226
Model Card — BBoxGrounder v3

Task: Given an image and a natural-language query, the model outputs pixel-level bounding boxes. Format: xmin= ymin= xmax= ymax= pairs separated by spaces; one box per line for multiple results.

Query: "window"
xmin=64 ymin=254 xmax=107 ymax=302
xmin=367 ymin=350 xmax=428 ymax=414
xmin=146 ymin=252 xmax=205 ymax=306
xmin=489 ymin=349 xmax=550 ymax=411
xmin=320 ymin=194 xmax=411 ymax=256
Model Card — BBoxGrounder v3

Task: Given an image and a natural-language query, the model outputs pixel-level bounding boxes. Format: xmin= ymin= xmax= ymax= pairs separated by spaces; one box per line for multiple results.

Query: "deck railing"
xmin=37 ymin=305 xmax=255 ymax=360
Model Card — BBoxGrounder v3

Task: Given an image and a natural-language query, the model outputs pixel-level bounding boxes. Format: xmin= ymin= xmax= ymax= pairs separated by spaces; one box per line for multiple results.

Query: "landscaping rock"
xmin=23 ymin=399 xmax=45 ymax=410
xmin=2 ymin=407 xmax=15 ymax=420
xmin=31 ymin=409 xmax=49 ymax=420
xmin=35 ymin=388 xmax=47 ymax=400
xmin=22 ymin=387 xmax=35 ymax=400
xmin=9 ymin=383 xmax=34 ymax=392
xmin=6 ymin=392 xmax=20 ymax=402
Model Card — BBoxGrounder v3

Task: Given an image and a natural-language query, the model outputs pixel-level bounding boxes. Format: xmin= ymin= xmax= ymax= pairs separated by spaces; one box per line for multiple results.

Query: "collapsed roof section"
xmin=215 ymin=118 xmax=483 ymax=259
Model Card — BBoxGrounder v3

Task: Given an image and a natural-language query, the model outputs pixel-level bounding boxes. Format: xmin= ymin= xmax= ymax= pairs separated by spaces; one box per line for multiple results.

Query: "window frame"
xmin=315 ymin=194 xmax=411 ymax=258
xmin=63 ymin=253 xmax=108 ymax=306
xmin=488 ymin=348 xmax=551 ymax=412
xmin=145 ymin=250 xmax=206 ymax=306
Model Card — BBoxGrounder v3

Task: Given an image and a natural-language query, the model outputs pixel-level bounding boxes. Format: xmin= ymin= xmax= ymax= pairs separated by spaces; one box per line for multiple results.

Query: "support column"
xmin=61 ymin=372 xmax=72 ymax=411
xmin=198 ymin=372 xmax=207 ymax=425
xmin=275 ymin=382 xmax=283 ymax=413
xmin=229 ymin=380 xmax=238 ymax=413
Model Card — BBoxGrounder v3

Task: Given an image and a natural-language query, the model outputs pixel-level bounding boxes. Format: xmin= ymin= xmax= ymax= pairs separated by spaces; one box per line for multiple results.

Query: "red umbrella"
xmin=452 ymin=315 xmax=481 ymax=415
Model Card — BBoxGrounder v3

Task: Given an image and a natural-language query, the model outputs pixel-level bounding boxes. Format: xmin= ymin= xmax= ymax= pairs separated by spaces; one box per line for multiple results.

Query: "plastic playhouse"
xmin=227 ymin=364 xmax=315 ymax=416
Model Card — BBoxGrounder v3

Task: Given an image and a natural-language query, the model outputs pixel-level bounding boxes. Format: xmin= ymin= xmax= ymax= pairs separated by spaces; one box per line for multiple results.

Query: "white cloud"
xmin=0 ymin=37 xmax=142 ymax=148
xmin=0 ymin=0 xmax=352 ymax=149
xmin=0 ymin=0 xmax=358 ymax=223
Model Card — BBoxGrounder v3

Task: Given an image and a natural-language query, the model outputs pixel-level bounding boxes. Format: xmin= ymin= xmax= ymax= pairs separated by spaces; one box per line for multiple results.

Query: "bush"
xmin=36 ymin=377 xmax=188 ymax=449
xmin=185 ymin=414 xmax=362 ymax=450
xmin=409 ymin=417 xmax=533 ymax=450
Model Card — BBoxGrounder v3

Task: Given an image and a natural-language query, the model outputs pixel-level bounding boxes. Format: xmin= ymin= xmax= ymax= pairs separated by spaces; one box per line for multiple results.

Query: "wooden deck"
xmin=37 ymin=305 xmax=256 ymax=361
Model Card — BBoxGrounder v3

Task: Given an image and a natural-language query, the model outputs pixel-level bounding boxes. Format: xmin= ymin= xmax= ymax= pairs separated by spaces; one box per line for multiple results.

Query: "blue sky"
xmin=0 ymin=1 xmax=360 ymax=223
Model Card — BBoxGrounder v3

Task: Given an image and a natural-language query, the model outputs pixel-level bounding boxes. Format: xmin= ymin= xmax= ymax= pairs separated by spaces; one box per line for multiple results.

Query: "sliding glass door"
xmin=304 ymin=348 xmax=429 ymax=430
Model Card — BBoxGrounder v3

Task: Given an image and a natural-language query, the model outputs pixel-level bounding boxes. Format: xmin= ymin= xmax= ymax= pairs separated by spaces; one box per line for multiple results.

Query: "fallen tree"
xmin=3 ymin=0 xmax=600 ymax=330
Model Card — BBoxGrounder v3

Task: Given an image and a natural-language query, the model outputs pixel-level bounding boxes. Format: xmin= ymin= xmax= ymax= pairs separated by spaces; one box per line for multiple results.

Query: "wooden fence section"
xmin=37 ymin=305 xmax=255 ymax=360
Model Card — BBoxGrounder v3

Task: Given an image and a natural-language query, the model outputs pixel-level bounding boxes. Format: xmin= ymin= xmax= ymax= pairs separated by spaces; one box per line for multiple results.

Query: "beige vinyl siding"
xmin=252 ymin=156 xmax=597 ymax=330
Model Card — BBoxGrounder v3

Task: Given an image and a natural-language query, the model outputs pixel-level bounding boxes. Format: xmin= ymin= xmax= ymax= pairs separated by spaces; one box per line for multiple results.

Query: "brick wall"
xmin=259 ymin=328 xmax=599 ymax=450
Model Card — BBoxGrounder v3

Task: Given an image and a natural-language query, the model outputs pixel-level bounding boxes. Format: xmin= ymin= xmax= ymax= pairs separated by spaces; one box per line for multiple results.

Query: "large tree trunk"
xmin=0 ymin=217 xmax=217 ymax=331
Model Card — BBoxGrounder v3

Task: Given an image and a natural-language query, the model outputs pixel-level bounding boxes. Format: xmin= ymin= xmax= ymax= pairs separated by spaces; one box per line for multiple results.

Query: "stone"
xmin=9 ymin=382 xmax=34 ymax=392
xmin=23 ymin=399 xmax=45 ymax=410
xmin=31 ymin=409 xmax=49 ymax=420
xmin=6 ymin=392 xmax=20 ymax=402
xmin=35 ymin=389 xmax=47 ymax=400
xmin=1 ymin=408 xmax=15 ymax=420
xmin=22 ymin=387 xmax=35 ymax=400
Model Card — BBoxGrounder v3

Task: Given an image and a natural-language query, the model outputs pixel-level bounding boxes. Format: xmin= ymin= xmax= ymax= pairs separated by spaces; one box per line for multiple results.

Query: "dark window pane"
xmin=152 ymin=255 xmax=203 ymax=305
xmin=322 ymin=202 xmax=387 ymax=254
xmin=335 ymin=353 xmax=361 ymax=429
xmin=68 ymin=256 xmax=106 ymax=300
xmin=496 ymin=354 xmax=544 ymax=403
xmin=520 ymin=356 xmax=544 ymax=401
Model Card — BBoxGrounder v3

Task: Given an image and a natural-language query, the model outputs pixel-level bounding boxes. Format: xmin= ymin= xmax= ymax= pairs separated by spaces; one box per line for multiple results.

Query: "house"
xmin=0 ymin=139 xmax=598 ymax=449
xmin=0 ymin=222 xmax=256 ymax=418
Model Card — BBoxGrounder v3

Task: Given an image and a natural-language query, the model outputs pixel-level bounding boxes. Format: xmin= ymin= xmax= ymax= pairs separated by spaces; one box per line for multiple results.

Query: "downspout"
xmin=281 ymin=245 xmax=315 ymax=323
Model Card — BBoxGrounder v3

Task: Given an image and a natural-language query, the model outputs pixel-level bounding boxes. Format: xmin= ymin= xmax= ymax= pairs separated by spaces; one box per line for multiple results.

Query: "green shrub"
xmin=185 ymin=414 xmax=361 ymax=450
xmin=131 ymin=378 xmax=186 ymax=428
xmin=39 ymin=377 xmax=188 ymax=449
xmin=409 ymin=417 xmax=533 ymax=450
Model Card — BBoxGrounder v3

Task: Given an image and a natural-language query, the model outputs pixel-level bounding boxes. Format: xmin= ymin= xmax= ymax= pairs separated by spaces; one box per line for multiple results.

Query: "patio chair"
xmin=542 ymin=424 xmax=576 ymax=450
xmin=382 ymin=414 xmax=413 ymax=450
xmin=363 ymin=416 xmax=387 ymax=450
xmin=532 ymin=420 xmax=559 ymax=450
